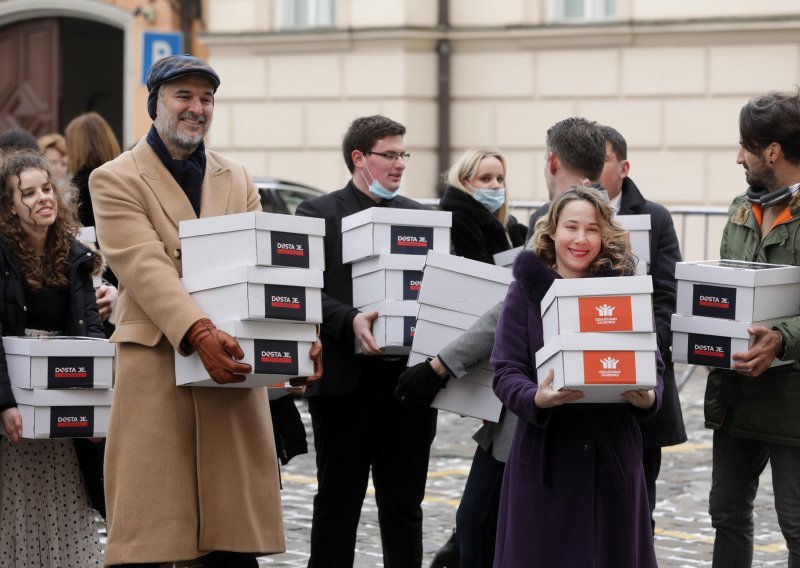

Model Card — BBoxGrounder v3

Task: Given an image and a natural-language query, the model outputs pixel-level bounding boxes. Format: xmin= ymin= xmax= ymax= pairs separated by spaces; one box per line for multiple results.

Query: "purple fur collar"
xmin=512 ymin=250 xmax=559 ymax=303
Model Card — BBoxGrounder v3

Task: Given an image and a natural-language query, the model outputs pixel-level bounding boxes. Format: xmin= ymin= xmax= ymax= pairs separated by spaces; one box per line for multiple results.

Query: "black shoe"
xmin=430 ymin=529 xmax=459 ymax=568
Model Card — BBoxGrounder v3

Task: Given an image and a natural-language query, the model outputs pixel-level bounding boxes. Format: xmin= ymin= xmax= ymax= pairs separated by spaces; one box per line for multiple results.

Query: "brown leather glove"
xmin=308 ymin=338 xmax=323 ymax=383
xmin=184 ymin=319 xmax=251 ymax=384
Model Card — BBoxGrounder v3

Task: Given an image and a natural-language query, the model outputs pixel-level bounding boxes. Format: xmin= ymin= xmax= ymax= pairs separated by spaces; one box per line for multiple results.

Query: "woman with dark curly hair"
xmin=491 ymin=186 xmax=663 ymax=567
xmin=0 ymin=150 xmax=106 ymax=566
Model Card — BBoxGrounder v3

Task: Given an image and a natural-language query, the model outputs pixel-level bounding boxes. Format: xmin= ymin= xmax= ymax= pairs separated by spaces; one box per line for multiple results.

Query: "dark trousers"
xmin=455 ymin=445 xmax=505 ymax=568
xmin=709 ymin=429 xmax=800 ymax=567
xmin=642 ymin=445 xmax=662 ymax=529
xmin=307 ymin=359 xmax=438 ymax=568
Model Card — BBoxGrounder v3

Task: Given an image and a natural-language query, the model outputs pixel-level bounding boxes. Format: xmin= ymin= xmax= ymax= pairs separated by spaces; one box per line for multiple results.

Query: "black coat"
xmin=527 ymin=178 xmax=687 ymax=447
xmin=295 ymin=181 xmax=429 ymax=397
xmin=439 ymin=185 xmax=527 ymax=264
xmin=0 ymin=236 xmax=107 ymax=515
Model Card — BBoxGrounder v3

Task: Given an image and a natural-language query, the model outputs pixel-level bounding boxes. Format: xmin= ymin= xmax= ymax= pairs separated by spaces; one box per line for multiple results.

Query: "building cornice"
xmin=199 ymin=15 xmax=800 ymax=52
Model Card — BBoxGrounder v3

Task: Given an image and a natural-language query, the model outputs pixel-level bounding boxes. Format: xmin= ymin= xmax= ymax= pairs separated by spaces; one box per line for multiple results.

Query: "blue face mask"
xmin=473 ymin=187 xmax=506 ymax=213
xmin=361 ymin=163 xmax=399 ymax=201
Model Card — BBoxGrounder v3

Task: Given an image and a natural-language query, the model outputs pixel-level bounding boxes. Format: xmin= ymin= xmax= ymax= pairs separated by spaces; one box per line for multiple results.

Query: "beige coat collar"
xmin=131 ymin=137 xmax=232 ymax=225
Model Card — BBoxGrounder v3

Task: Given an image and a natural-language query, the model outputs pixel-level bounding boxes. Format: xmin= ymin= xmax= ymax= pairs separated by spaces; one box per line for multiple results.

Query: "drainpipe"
xmin=436 ymin=0 xmax=451 ymax=197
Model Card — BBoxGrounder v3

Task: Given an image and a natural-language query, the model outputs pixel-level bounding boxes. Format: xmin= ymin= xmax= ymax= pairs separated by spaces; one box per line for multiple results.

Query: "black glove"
xmin=395 ymin=360 xmax=448 ymax=409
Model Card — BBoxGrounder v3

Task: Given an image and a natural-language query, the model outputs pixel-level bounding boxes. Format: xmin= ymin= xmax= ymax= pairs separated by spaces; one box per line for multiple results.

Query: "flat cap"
xmin=146 ymin=54 xmax=220 ymax=120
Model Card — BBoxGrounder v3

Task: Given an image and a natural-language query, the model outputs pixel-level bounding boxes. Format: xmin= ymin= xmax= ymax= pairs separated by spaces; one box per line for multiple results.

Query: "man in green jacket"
xmin=706 ymin=90 xmax=800 ymax=568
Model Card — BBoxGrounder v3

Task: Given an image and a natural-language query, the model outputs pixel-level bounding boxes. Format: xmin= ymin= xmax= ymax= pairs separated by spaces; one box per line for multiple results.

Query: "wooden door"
xmin=0 ymin=18 xmax=59 ymax=136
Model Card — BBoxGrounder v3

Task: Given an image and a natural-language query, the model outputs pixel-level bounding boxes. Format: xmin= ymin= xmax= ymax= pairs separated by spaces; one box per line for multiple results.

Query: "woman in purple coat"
xmin=491 ymin=186 xmax=663 ymax=567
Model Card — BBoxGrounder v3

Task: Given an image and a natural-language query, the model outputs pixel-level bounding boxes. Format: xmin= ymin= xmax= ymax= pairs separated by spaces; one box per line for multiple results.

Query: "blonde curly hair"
xmin=530 ymin=185 xmax=636 ymax=276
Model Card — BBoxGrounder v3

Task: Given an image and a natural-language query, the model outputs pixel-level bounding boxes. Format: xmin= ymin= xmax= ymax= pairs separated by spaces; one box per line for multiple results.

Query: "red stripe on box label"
xmin=272 ymin=231 xmax=310 ymax=268
xmin=47 ymin=357 xmax=94 ymax=389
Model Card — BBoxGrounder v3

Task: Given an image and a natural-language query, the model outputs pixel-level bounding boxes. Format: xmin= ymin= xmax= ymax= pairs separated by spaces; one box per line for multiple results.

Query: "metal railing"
xmin=420 ymin=198 xmax=729 ymax=261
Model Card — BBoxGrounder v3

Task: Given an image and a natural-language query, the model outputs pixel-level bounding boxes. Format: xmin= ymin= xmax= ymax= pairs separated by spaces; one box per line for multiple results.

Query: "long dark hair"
xmin=0 ymin=151 xmax=84 ymax=290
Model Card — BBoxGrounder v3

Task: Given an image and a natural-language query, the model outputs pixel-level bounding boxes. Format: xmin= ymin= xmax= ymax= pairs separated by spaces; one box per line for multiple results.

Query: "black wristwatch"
xmin=775 ymin=330 xmax=787 ymax=359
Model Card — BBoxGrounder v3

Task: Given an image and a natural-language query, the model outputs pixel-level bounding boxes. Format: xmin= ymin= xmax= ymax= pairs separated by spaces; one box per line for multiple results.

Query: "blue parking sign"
xmin=141 ymin=31 xmax=184 ymax=84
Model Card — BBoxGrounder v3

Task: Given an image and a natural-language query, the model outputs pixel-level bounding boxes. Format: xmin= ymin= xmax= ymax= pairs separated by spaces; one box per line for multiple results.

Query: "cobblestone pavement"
xmin=261 ymin=364 xmax=789 ymax=567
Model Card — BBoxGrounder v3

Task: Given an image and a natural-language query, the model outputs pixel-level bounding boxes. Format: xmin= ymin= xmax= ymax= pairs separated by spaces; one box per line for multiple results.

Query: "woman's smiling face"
xmin=552 ymin=198 xmax=601 ymax=279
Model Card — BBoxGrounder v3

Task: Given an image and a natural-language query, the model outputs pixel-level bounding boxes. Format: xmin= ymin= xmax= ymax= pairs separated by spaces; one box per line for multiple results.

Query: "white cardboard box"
xmin=12 ymin=386 xmax=113 ymax=438
xmin=493 ymin=246 xmax=524 ymax=269
xmin=341 ymin=208 xmax=452 ymax=264
xmin=351 ymin=254 xmax=426 ymax=307
xmin=615 ymin=214 xmax=651 ymax=275
xmin=675 ymin=260 xmax=800 ymax=321
xmin=671 ymin=314 xmax=792 ymax=369
xmin=3 ymin=336 xmax=115 ymax=389
xmin=355 ymin=300 xmax=419 ymax=355
xmin=179 ymin=212 xmax=325 ymax=275
xmin=535 ymin=332 xmax=658 ymax=403
xmin=416 ymin=251 xmax=513 ymax=317
xmin=407 ymin=350 xmax=500 ymax=421
xmin=541 ymin=276 xmax=654 ymax=337
xmin=175 ymin=320 xmax=317 ymax=388
xmin=182 ymin=265 xmax=323 ymax=324
xmin=410 ymin=305 xmax=485 ymax=368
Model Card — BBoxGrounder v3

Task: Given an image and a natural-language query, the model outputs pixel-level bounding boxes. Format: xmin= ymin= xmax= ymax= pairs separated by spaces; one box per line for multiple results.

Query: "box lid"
xmin=79 ymin=226 xmax=97 ymax=244
xmin=179 ymin=211 xmax=325 ymax=239
xmin=535 ymin=332 xmax=657 ymax=365
xmin=675 ymin=260 xmax=800 ymax=287
xmin=341 ymin=208 xmax=452 ymax=232
xmin=358 ymin=300 xmax=420 ymax=317
xmin=424 ymin=251 xmax=514 ymax=285
xmin=2 ymin=336 xmax=116 ymax=357
xmin=670 ymin=314 xmax=785 ymax=339
xmin=492 ymin=246 xmax=524 ymax=267
xmin=182 ymin=265 xmax=324 ymax=293
xmin=540 ymin=275 xmax=653 ymax=313
xmin=416 ymin=304 xmax=479 ymax=330
xmin=216 ymin=320 xmax=318 ymax=341
xmin=11 ymin=386 xmax=114 ymax=406
xmin=351 ymin=254 xmax=427 ymax=278
xmin=615 ymin=214 xmax=651 ymax=231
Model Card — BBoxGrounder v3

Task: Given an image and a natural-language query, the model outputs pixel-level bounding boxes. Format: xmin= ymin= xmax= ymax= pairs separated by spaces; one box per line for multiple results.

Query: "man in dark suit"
xmin=597 ymin=125 xmax=687 ymax=520
xmin=296 ymin=115 xmax=438 ymax=568
xmin=526 ymin=125 xmax=686 ymax=523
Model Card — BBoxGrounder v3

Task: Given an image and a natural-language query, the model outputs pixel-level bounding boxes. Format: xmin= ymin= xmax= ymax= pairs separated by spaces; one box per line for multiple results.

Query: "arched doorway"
xmin=0 ymin=17 xmax=123 ymax=142
xmin=0 ymin=0 xmax=132 ymax=144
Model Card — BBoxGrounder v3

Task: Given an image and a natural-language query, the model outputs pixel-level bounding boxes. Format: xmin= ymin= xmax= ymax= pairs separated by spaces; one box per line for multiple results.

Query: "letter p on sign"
xmin=141 ymin=31 xmax=184 ymax=84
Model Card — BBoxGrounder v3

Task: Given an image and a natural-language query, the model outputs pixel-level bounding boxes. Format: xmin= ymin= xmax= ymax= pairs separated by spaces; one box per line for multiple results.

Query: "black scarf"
xmin=146 ymin=125 xmax=206 ymax=216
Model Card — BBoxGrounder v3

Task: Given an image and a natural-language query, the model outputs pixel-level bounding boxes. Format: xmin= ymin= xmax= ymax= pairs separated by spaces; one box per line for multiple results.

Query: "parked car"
xmin=254 ymin=177 xmax=325 ymax=215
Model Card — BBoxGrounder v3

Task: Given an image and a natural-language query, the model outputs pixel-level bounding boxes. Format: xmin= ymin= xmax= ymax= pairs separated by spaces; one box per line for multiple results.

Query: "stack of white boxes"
xmin=672 ymin=260 xmax=800 ymax=368
xmin=341 ymin=208 xmax=452 ymax=354
xmin=615 ymin=214 xmax=651 ymax=275
xmin=4 ymin=336 xmax=115 ymax=438
xmin=535 ymin=276 xmax=659 ymax=403
xmin=411 ymin=251 xmax=514 ymax=421
xmin=176 ymin=212 xmax=325 ymax=387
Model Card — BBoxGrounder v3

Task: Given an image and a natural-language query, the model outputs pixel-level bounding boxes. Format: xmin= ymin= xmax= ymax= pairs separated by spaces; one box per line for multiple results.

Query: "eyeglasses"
xmin=365 ymin=151 xmax=411 ymax=163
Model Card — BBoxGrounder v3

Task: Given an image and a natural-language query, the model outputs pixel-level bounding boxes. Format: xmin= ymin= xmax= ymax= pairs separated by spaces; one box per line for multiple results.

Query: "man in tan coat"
xmin=90 ymin=55 xmax=284 ymax=567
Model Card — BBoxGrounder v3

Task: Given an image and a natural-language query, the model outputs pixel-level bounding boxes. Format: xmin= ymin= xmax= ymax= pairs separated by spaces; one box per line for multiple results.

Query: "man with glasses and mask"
xmin=296 ymin=115 xmax=436 ymax=568
xmin=705 ymin=90 xmax=800 ymax=567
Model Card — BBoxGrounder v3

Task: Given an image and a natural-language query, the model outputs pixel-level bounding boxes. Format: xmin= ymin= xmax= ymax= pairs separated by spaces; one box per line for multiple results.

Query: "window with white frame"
xmin=548 ymin=0 xmax=616 ymax=22
xmin=276 ymin=0 xmax=335 ymax=30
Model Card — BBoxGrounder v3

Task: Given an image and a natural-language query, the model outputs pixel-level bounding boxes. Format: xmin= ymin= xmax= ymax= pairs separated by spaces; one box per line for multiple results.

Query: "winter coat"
xmin=491 ymin=251 xmax=662 ymax=568
xmin=0 ymin=237 xmax=105 ymax=406
xmin=705 ymin=192 xmax=800 ymax=445
xmin=90 ymin=138 xmax=284 ymax=563
xmin=439 ymin=185 xmax=526 ymax=264
xmin=0 ymin=236 xmax=107 ymax=515
xmin=528 ymin=177 xmax=686 ymax=448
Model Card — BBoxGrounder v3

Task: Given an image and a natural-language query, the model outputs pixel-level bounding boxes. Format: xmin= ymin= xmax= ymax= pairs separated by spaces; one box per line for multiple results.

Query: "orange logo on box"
xmin=583 ymin=351 xmax=637 ymax=384
xmin=578 ymin=296 xmax=633 ymax=332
